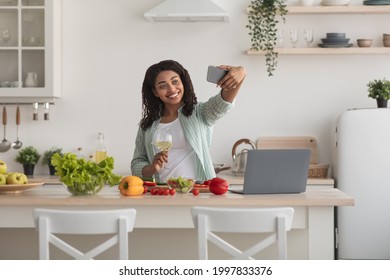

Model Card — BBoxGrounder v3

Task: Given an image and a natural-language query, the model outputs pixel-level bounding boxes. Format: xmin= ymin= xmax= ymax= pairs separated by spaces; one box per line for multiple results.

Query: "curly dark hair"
xmin=139 ymin=60 xmax=197 ymax=130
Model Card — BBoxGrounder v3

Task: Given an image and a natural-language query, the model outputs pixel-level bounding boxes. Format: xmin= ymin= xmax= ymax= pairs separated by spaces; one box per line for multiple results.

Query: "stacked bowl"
xmin=363 ymin=0 xmax=390 ymax=5
xmin=384 ymin=34 xmax=390 ymax=47
xmin=357 ymin=39 xmax=373 ymax=48
xmin=319 ymin=33 xmax=352 ymax=48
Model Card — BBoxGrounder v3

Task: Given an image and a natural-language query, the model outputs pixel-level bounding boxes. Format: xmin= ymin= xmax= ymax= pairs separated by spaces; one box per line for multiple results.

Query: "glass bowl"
xmin=63 ymin=182 xmax=104 ymax=195
xmin=166 ymin=177 xmax=195 ymax=193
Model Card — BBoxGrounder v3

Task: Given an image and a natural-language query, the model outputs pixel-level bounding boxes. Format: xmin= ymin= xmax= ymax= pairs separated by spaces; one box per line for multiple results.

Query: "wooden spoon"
xmin=12 ymin=106 xmax=22 ymax=149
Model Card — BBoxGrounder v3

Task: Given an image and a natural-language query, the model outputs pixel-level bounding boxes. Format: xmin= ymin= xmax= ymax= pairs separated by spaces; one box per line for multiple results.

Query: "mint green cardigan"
xmin=131 ymin=92 xmax=234 ymax=182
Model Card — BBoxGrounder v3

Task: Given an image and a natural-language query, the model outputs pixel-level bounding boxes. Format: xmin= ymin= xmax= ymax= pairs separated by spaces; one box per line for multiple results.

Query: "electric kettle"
xmin=231 ymin=138 xmax=256 ymax=176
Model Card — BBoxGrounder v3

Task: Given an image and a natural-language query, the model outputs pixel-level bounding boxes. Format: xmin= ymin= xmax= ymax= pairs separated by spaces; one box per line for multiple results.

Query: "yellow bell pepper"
xmin=118 ymin=175 xmax=144 ymax=196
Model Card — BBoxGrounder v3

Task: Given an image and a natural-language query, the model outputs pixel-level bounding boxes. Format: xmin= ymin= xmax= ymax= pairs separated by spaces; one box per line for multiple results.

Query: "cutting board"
xmin=256 ymin=136 xmax=318 ymax=164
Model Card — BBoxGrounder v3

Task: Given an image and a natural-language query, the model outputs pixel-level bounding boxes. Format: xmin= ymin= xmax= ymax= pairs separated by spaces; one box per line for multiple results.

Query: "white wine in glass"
xmin=153 ymin=128 xmax=172 ymax=170
xmin=153 ymin=128 xmax=173 ymax=152
xmin=155 ymin=141 xmax=172 ymax=151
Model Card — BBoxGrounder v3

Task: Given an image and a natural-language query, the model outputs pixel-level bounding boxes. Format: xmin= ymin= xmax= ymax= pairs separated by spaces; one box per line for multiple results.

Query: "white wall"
xmin=1 ymin=0 xmax=389 ymax=176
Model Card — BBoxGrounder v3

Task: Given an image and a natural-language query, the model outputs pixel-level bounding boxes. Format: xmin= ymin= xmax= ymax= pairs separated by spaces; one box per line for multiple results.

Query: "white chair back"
xmin=191 ymin=206 xmax=294 ymax=260
xmin=33 ymin=208 xmax=137 ymax=260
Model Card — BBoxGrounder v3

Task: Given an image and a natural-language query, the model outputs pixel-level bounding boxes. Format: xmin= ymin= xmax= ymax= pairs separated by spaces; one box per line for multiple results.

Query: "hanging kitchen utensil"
xmin=11 ymin=105 xmax=22 ymax=149
xmin=0 ymin=106 xmax=11 ymax=152
xmin=44 ymin=102 xmax=49 ymax=120
xmin=32 ymin=102 xmax=38 ymax=120
xmin=231 ymin=138 xmax=256 ymax=176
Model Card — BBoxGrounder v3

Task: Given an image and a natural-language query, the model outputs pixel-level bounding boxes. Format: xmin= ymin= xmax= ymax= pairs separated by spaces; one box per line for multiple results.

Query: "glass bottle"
xmin=95 ymin=132 xmax=107 ymax=163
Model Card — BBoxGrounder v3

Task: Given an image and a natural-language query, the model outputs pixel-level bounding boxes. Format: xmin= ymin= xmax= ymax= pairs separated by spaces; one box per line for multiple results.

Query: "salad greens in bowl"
xmin=51 ymin=153 xmax=121 ymax=195
xmin=166 ymin=176 xmax=194 ymax=193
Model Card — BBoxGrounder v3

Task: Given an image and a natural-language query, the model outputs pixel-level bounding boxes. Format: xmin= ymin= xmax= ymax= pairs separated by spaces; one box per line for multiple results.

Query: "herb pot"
xmin=49 ymin=164 xmax=56 ymax=176
xmin=377 ymin=98 xmax=388 ymax=108
xmin=23 ymin=164 xmax=35 ymax=176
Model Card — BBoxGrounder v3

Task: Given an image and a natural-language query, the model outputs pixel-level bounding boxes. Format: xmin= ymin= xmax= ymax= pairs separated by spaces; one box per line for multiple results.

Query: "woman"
xmin=131 ymin=60 xmax=246 ymax=182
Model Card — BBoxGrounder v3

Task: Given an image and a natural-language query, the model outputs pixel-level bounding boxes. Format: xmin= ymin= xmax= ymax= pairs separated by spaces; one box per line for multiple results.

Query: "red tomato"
xmin=192 ymin=188 xmax=200 ymax=196
xmin=158 ymin=188 xmax=165 ymax=195
xmin=143 ymin=186 xmax=148 ymax=194
xmin=169 ymin=188 xmax=176 ymax=195
xmin=163 ymin=188 xmax=170 ymax=195
xmin=150 ymin=188 xmax=158 ymax=195
xmin=208 ymin=177 xmax=229 ymax=195
xmin=203 ymin=180 xmax=211 ymax=186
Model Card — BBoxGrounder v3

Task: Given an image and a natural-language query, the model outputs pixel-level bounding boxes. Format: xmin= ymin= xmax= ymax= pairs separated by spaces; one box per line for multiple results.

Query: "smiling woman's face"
xmin=154 ymin=70 xmax=184 ymax=106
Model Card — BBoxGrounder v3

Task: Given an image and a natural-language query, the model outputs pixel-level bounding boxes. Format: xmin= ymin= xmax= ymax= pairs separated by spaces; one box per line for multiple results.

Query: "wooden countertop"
xmin=0 ymin=184 xmax=353 ymax=207
xmin=219 ymin=171 xmax=334 ymax=186
xmin=30 ymin=173 xmax=335 ymax=186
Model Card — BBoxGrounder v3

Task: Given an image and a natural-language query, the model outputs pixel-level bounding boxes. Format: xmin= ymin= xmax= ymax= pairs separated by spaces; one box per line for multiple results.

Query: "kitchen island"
xmin=0 ymin=177 xmax=353 ymax=260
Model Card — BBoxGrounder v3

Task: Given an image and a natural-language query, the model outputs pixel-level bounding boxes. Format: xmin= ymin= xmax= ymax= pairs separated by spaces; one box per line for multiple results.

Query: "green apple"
xmin=0 ymin=174 xmax=6 ymax=185
xmin=6 ymin=172 xmax=28 ymax=185
xmin=19 ymin=173 xmax=28 ymax=184
xmin=0 ymin=160 xmax=7 ymax=174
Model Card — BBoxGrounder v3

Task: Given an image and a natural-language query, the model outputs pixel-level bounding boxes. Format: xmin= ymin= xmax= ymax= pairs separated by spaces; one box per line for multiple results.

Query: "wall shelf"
xmin=247 ymin=5 xmax=390 ymax=15
xmin=246 ymin=5 xmax=390 ymax=56
xmin=247 ymin=47 xmax=390 ymax=55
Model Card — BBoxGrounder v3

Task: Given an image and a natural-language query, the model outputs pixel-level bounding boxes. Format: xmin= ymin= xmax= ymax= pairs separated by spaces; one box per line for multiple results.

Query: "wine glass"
xmin=153 ymin=128 xmax=172 ymax=152
xmin=304 ymin=29 xmax=314 ymax=47
xmin=290 ymin=29 xmax=298 ymax=48
xmin=276 ymin=29 xmax=284 ymax=48
xmin=152 ymin=127 xmax=173 ymax=168
xmin=2 ymin=27 xmax=11 ymax=46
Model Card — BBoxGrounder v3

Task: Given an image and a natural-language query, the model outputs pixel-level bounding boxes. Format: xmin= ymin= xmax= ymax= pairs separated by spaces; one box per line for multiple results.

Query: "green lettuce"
xmin=51 ymin=153 xmax=121 ymax=195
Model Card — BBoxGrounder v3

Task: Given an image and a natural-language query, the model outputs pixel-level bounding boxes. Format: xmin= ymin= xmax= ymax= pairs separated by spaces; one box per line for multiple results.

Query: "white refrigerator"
xmin=334 ymin=108 xmax=390 ymax=259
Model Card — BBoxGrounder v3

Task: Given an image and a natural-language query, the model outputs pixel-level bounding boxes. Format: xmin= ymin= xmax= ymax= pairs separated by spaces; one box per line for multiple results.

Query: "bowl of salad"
xmin=51 ymin=152 xmax=121 ymax=195
xmin=166 ymin=176 xmax=195 ymax=193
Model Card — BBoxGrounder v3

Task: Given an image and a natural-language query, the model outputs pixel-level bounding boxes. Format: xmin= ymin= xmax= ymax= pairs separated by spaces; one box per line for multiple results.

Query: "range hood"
xmin=144 ymin=0 xmax=230 ymax=23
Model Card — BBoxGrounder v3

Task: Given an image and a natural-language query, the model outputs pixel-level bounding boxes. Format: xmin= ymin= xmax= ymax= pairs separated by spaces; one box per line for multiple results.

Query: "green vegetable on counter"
xmin=167 ymin=176 xmax=194 ymax=193
xmin=51 ymin=152 xmax=122 ymax=195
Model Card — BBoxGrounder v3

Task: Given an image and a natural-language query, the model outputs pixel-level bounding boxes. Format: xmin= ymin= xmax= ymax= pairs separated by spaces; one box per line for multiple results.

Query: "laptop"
xmin=229 ymin=149 xmax=311 ymax=194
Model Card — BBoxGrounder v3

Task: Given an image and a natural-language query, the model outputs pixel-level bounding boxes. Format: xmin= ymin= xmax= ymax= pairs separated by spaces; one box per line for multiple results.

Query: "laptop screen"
xmin=231 ymin=149 xmax=311 ymax=194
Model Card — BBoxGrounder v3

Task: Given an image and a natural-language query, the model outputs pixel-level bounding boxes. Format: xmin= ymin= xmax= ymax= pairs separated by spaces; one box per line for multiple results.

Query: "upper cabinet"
xmin=246 ymin=5 xmax=390 ymax=55
xmin=0 ymin=0 xmax=61 ymax=103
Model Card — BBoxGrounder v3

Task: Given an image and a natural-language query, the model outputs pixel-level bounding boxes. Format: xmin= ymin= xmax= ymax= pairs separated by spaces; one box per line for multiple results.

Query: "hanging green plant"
xmin=246 ymin=0 xmax=288 ymax=76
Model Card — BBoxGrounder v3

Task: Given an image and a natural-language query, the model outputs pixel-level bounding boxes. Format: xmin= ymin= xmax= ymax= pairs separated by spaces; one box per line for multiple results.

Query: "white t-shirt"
xmin=154 ymin=118 xmax=196 ymax=182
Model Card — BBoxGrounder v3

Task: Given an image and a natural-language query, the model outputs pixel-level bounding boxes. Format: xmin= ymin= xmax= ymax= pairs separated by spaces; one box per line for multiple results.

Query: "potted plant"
xmin=15 ymin=146 xmax=41 ymax=175
xmin=367 ymin=78 xmax=390 ymax=108
xmin=246 ymin=0 xmax=288 ymax=76
xmin=42 ymin=146 xmax=63 ymax=175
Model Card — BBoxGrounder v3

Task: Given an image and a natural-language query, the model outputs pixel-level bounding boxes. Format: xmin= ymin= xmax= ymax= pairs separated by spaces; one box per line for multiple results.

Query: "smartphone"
xmin=207 ymin=66 xmax=228 ymax=84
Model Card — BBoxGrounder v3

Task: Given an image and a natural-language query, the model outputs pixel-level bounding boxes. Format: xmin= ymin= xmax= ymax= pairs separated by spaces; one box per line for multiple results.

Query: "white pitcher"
xmin=25 ymin=72 xmax=38 ymax=87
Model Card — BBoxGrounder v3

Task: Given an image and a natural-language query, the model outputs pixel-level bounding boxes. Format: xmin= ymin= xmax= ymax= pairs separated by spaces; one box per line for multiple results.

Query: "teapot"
xmin=25 ymin=72 xmax=38 ymax=87
xmin=232 ymin=138 xmax=256 ymax=176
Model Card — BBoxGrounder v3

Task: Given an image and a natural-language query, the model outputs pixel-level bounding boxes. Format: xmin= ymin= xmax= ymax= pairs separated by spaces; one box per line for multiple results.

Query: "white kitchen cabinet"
xmin=247 ymin=5 xmax=390 ymax=55
xmin=0 ymin=0 xmax=61 ymax=103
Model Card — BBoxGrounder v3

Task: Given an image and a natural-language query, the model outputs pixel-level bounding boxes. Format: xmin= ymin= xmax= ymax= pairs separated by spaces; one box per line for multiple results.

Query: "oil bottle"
xmin=95 ymin=131 xmax=107 ymax=163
